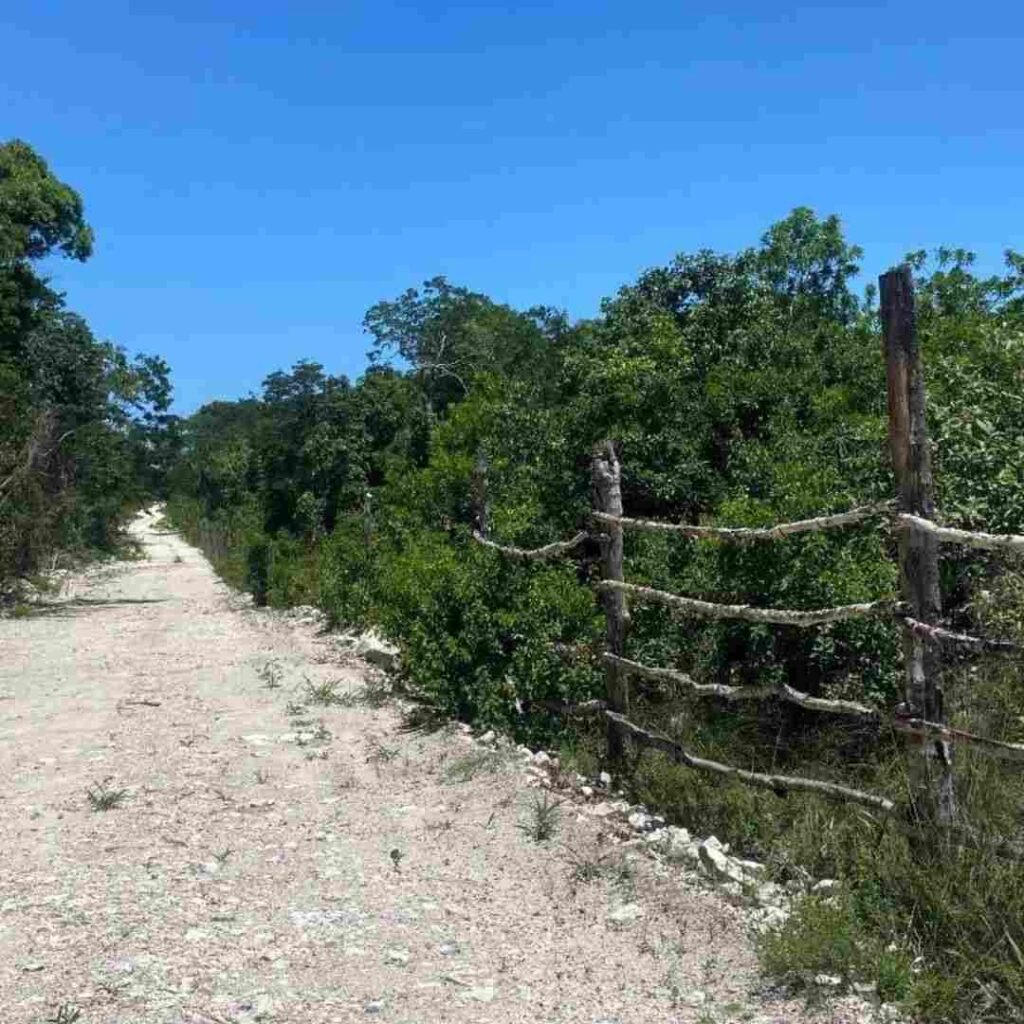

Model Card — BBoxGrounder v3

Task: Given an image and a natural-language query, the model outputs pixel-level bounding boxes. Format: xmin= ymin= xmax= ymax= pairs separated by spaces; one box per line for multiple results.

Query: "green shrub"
xmin=369 ymin=528 xmax=600 ymax=742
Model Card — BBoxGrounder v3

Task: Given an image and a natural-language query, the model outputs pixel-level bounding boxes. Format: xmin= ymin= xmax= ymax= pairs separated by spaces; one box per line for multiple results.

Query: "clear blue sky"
xmin=4 ymin=2 xmax=1022 ymax=412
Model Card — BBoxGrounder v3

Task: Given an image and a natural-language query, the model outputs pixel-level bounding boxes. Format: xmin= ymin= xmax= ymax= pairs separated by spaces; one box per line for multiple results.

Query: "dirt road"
xmin=1 ymin=510 xmax=860 ymax=1023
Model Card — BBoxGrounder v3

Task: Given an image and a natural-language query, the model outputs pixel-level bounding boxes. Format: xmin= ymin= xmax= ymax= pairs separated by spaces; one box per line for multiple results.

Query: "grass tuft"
xmin=86 ymin=780 xmax=127 ymax=811
xmin=517 ymin=791 xmax=562 ymax=842
xmin=46 ymin=1005 xmax=81 ymax=1024
xmin=256 ymin=660 xmax=283 ymax=689
xmin=443 ymin=748 xmax=508 ymax=783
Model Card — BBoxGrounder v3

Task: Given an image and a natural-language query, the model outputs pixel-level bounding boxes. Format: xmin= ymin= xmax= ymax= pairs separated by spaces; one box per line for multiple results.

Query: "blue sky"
xmin=4 ymin=1 xmax=1022 ymax=412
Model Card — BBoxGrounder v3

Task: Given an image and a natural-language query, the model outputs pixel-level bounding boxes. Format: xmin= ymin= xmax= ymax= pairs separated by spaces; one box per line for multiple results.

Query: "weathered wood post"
xmin=362 ymin=489 xmax=374 ymax=545
xmin=471 ymin=451 xmax=490 ymax=539
xmin=592 ymin=440 xmax=629 ymax=763
xmin=880 ymin=264 xmax=955 ymax=827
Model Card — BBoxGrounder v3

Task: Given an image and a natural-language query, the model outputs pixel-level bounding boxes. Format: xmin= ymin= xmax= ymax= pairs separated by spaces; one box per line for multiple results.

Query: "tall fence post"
xmin=880 ymin=264 xmax=955 ymax=827
xmin=362 ymin=489 xmax=374 ymax=545
xmin=472 ymin=451 xmax=490 ymax=539
xmin=592 ymin=440 xmax=629 ymax=763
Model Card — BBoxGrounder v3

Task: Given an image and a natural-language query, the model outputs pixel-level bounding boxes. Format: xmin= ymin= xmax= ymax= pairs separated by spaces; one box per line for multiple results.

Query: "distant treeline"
xmin=1 ymin=139 xmax=176 ymax=586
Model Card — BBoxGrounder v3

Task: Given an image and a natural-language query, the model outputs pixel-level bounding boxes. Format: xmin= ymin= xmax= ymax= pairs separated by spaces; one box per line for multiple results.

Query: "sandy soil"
xmin=0 ymin=509 xmax=869 ymax=1023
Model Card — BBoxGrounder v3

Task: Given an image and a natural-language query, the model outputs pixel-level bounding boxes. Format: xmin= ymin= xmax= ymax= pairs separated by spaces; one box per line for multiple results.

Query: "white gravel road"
xmin=0 ymin=509 xmax=871 ymax=1024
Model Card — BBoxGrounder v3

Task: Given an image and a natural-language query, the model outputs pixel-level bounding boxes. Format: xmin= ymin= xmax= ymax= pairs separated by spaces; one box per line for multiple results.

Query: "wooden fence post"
xmin=362 ymin=490 xmax=374 ymax=545
xmin=592 ymin=440 xmax=629 ymax=763
xmin=472 ymin=451 xmax=490 ymax=539
xmin=880 ymin=265 xmax=955 ymax=827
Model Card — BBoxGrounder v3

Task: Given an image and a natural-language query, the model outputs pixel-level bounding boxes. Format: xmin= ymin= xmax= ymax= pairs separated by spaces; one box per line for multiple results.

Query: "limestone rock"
xmin=354 ymin=631 xmax=399 ymax=671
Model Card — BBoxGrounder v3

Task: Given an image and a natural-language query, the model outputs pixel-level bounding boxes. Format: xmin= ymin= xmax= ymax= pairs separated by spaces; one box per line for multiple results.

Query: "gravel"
xmin=0 ymin=507 xmax=882 ymax=1023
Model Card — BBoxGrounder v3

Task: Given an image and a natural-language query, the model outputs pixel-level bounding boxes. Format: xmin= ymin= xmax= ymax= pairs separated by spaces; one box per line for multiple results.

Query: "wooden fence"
xmin=471 ymin=266 xmax=1024 ymax=839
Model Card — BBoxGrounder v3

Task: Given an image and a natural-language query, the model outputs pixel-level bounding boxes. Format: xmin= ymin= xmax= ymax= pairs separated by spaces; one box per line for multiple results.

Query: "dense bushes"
xmin=166 ymin=210 xmax=1024 ymax=1021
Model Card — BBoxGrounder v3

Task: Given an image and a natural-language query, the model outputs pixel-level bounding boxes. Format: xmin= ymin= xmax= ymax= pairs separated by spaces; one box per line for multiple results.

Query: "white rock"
xmin=598 ymin=771 xmax=612 ymax=787
xmin=580 ymin=786 xmax=594 ymax=798
xmin=606 ymin=902 xmax=645 ymax=926
xmin=697 ymin=841 xmax=746 ymax=885
xmin=681 ymin=990 xmax=707 ymax=1007
xmin=463 ymin=985 xmax=495 ymax=1002
xmin=384 ymin=948 xmax=410 ymax=966
xmin=667 ymin=825 xmax=692 ymax=845
xmin=813 ymin=973 xmax=842 ymax=988
xmin=354 ymin=631 xmax=399 ymax=671
xmin=627 ymin=811 xmax=650 ymax=831
xmin=852 ymin=981 xmax=879 ymax=1002
xmin=531 ymin=751 xmax=551 ymax=766
xmin=478 ymin=730 xmax=496 ymax=745
xmin=719 ymin=881 xmax=745 ymax=901
xmin=750 ymin=905 xmax=790 ymax=932
xmin=754 ymin=882 xmax=786 ymax=906
xmin=812 ymin=878 xmax=840 ymax=894
xmin=737 ymin=859 xmax=766 ymax=878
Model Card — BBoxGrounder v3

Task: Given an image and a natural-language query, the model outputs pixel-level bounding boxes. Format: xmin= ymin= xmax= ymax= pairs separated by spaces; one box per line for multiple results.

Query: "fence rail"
xmin=470 ymin=529 xmax=588 ymax=562
xmin=604 ymin=652 xmax=879 ymax=716
xmin=598 ymin=579 xmax=891 ymax=626
xmin=897 ymin=614 xmax=1023 ymax=654
xmin=603 ymin=710 xmax=898 ymax=814
xmin=898 ymin=513 xmax=1024 ymax=553
xmin=593 ymin=501 xmax=893 ymax=541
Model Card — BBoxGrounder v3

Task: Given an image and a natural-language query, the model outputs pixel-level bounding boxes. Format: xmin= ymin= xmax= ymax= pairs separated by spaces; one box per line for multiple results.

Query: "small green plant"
xmin=46 ymin=1005 xmax=81 ymax=1024
xmin=517 ymin=791 xmax=562 ymax=842
xmin=566 ymin=848 xmax=607 ymax=885
xmin=443 ymin=748 xmax=507 ymax=783
xmin=256 ymin=660 xmax=283 ymax=689
xmin=304 ymin=676 xmax=344 ymax=706
xmin=284 ymin=699 xmax=306 ymax=716
xmin=213 ymin=848 xmax=232 ymax=865
xmin=86 ymin=780 xmax=127 ymax=811
xmin=296 ymin=719 xmax=332 ymax=748
xmin=365 ymin=737 xmax=399 ymax=770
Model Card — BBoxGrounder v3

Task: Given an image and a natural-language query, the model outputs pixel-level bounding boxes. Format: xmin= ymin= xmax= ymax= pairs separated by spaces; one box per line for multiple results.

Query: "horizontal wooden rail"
xmin=606 ymin=652 xmax=880 ymax=716
xmin=894 ymin=715 xmax=1024 ymax=764
xmin=899 ymin=514 xmax=1024 ymax=553
xmin=593 ymin=502 xmax=893 ymax=542
xmin=471 ymin=530 xmax=588 ymax=562
xmin=599 ymin=579 xmax=891 ymax=626
xmin=603 ymin=653 xmax=773 ymax=702
xmin=608 ymin=654 xmax=1024 ymax=763
xmin=603 ymin=709 xmax=897 ymax=813
xmin=897 ymin=613 xmax=1023 ymax=654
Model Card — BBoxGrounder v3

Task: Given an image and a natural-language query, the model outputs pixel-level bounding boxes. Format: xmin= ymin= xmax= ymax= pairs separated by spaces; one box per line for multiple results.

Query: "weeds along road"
xmin=1 ymin=509 xmax=864 ymax=1024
